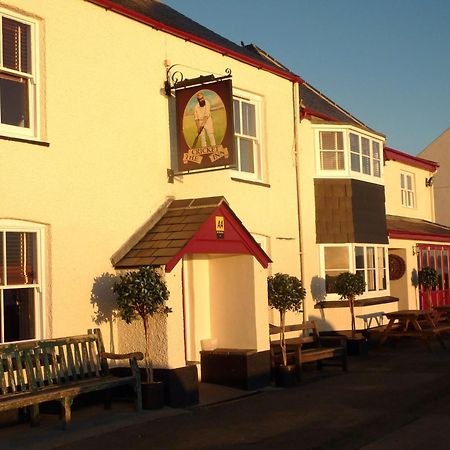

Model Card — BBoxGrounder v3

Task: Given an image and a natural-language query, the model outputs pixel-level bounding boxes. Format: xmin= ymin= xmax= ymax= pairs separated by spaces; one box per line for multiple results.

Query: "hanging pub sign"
xmin=175 ymin=78 xmax=235 ymax=172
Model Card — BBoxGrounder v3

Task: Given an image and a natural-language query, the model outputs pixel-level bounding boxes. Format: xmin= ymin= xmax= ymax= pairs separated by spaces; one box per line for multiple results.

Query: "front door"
xmin=418 ymin=245 xmax=450 ymax=308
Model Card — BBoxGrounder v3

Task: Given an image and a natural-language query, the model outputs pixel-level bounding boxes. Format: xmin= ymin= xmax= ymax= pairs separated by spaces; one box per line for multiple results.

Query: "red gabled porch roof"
xmin=113 ymin=197 xmax=271 ymax=272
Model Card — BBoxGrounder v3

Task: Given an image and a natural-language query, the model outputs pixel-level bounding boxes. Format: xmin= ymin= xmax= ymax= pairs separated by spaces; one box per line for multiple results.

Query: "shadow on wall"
xmin=90 ymin=272 xmax=119 ymax=353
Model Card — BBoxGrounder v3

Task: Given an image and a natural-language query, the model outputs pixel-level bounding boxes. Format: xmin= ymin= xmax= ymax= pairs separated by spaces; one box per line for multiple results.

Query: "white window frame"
xmin=318 ymin=130 xmax=345 ymax=173
xmin=0 ymin=8 xmax=39 ymax=139
xmin=231 ymin=89 xmax=263 ymax=181
xmin=400 ymin=171 xmax=415 ymax=208
xmin=320 ymin=243 xmax=389 ymax=300
xmin=313 ymin=125 xmax=384 ymax=184
xmin=0 ymin=219 xmax=45 ymax=343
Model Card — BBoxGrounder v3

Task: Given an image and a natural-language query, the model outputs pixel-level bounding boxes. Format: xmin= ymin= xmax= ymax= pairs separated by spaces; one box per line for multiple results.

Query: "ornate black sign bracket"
xmin=164 ymin=67 xmax=232 ymax=96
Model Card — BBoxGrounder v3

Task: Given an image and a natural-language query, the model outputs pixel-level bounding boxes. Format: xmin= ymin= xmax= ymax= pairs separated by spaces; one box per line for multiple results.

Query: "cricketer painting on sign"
xmin=175 ymin=78 xmax=235 ymax=172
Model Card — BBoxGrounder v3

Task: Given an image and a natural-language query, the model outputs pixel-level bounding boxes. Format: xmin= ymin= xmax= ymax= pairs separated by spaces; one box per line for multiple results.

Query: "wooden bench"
xmin=0 ymin=329 xmax=143 ymax=429
xmin=269 ymin=321 xmax=347 ymax=381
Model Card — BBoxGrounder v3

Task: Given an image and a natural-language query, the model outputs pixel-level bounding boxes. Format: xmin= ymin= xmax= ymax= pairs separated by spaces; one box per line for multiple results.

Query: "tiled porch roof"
xmin=387 ymin=215 xmax=450 ymax=242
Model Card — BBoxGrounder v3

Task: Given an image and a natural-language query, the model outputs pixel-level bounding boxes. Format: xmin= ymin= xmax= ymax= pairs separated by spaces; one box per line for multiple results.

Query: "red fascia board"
xmin=164 ymin=204 xmax=272 ymax=272
xmin=87 ymin=0 xmax=303 ymax=84
xmin=301 ymin=107 xmax=339 ymax=123
xmin=384 ymin=147 xmax=438 ymax=172
xmin=389 ymin=229 xmax=450 ymax=243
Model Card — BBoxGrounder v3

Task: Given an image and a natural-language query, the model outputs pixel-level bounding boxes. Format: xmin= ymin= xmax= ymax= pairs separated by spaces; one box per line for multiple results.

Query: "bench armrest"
xmin=103 ymin=352 xmax=144 ymax=361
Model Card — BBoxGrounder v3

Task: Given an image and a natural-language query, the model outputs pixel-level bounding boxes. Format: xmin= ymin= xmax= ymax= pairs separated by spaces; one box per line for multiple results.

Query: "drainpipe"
xmin=292 ymin=81 xmax=306 ymax=322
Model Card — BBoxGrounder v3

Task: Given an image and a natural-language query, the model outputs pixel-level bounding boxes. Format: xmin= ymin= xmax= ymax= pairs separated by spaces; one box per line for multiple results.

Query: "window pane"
xmin=6 ymin=232 xmax=36 ymax=285
xmin=406 ymin=175 xmax=412 ymax=190
xmin=3 ymin=288 xmax=35 ymax=342
xmin=367 ymin=247 xmax=376 ymax=269
xmin=233 ymin=99 xmax=240 ymax=133
xmin=242 ymin=102 xmax=256 ymax=137
xmin=377 ymin=248 xmax=386 ymax=290
xmin=362 ymin=156 xmax=371 ymax=175
xmin=400 ymin=173 xmax=405 ymax=189
xmin=321 ymin=151 xmax=344 ymax=170
xmin=0 ymin=76 xmax=29 ymax=127
xmin=325 ymin=247 xmax=349 ymax=270
xmin=238 ymin=137 xmax=254 ymax=173
xmin=355 ymin=246 xmax=364 ymax=269
xmin=320 ymin=131 xmax=343 ymax=150
xmin=373 ymin=160 xmax=381 ymax=177
xmin=2 ymin=17 xmax=31 ymax=73
xmin=351 ymin=152 xmax=361 ymax=172
xmin=361 ymin=137 xmax=370 ymax=156
xmin=350 ymin=133 xmax=359 ymax=152
xmin=372 ymin=141 xmax=380 ymax=159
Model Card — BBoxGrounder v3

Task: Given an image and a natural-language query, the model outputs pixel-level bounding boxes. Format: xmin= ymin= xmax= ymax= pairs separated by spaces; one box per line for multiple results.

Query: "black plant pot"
xmin=141 ymin=381 xmax=165 ymax=410
xmin=275 ymin=364 xmax=299 ymax=388
xmin=347 ymin=336 xmax=369 ymax=356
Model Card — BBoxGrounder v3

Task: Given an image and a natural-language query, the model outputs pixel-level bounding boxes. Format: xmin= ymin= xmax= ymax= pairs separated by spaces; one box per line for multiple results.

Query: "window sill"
xmin=231 ymin=177 xmax=270 ymax=188
xmin=0 ymin=134 xmax=50 ymax=147
xmin=314 ymin=296 xmax=399 ymax=309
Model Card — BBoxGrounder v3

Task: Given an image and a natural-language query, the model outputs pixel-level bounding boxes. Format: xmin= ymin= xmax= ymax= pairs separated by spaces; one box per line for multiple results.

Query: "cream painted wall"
xmin=184 ymin=256 xmax=211 ymax=363
xmin=1 ymin=1 xmax=300 ymax=367
xmin=384 ymin=160 xmax=435 ymax=221
xmin=388 ymin=238 xmax=436 ymax=310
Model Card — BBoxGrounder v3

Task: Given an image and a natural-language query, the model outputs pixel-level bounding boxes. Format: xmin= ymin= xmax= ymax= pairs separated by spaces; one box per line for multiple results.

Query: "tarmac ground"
xmin=2 ymin=336 xmax=450 ymax=449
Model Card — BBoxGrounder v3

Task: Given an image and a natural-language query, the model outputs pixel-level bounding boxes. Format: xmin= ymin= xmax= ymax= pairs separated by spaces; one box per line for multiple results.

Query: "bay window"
xmin=323 ymin=244 xmax=388 ymax=296
xmin=316 ymin=127 xmax=384 ymax=181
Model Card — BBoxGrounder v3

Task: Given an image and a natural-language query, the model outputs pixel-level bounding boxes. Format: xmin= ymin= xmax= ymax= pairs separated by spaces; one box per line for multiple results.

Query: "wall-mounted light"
xmin=425 ymin=177 xmax=434 ymax=187
xmin=412 ymin=244 xmax=420 ymax=255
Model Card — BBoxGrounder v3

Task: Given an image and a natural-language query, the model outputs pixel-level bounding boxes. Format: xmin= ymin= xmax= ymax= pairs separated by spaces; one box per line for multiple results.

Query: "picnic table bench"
xmin=379 ymin=309 xmax=450 ymax=350
xmin=0 ymin=329 xmax=143 ymax=429
xmin=270 ymin=321 xmax=347 ymax=381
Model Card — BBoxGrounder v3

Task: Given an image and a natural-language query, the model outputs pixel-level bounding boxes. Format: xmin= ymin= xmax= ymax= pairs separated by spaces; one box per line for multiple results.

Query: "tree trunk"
xmin=142 ymin=315 xmax=153 ymax=383
xmin=349 ymin=295 xmax=356 ymax=338
xmin=280 ymin=310 xmax=287 ymax=366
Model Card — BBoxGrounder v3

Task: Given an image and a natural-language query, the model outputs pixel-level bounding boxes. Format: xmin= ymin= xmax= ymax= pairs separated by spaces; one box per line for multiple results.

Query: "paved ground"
xmin=3 ymin=338 xmax=450 ymax=449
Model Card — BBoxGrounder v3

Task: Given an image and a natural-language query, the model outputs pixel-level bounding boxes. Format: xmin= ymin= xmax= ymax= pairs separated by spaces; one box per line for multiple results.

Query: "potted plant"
xmin=267 ymin=272 xmax=306 ymax=386
xmin=335 ymin=272 xmax=366 ymax=355
xmin=113 ymin=266 xmax=171 ymax=409
xmin=418 ymin=266 xmax=439 ymax=309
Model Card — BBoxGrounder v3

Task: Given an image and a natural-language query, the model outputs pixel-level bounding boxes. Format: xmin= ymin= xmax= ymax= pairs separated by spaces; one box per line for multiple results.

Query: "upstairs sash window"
xmin=0 ymin=12 xmax=36 ymax=136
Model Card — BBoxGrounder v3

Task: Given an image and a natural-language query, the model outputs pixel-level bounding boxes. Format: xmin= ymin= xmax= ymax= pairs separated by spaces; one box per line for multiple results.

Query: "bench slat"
xmin=15 ymin=351 xmax=27 ymax=392
xmin=0 ymin=357 xmax=7 ymax=394
xmin=33 ymin=350 xmax=44 ymax=388
xmin=58 ymin=345 xmax=70 ymax=382
xmin=24 ymin=350 xmax=37 ymax=391
xmin=81 ymin=342 xmax=92 ymax=377
xmin=66 ymin=343 xmax=77 ymax=380
xmin=73 ymin=343 xmax=85 ymax=379
xmin=88 ymin=341 xmax=100 ymax=377
xmin=6 ymin=354 xmax=17 ymax=393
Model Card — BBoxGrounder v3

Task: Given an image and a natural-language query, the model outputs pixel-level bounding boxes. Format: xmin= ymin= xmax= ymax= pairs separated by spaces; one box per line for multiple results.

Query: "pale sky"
xmin=164 ymin=0 xmax=450 ymax=155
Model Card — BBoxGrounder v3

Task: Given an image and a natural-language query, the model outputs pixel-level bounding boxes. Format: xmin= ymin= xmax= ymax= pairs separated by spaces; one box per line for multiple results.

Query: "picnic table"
xmin=379 ymin=309 xmax=450 ymax=350
xmin=432 ymin=305 xmax=450 ymax=322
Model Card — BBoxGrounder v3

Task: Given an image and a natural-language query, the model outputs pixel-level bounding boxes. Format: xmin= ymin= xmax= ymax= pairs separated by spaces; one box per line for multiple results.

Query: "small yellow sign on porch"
xmin=215 ymin=216 xmax=224 ymax=239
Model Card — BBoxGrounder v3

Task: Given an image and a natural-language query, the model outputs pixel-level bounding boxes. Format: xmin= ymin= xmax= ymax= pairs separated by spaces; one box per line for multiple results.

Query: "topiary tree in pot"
xmin=113 ymin=266 xmax=171 ymax=387
xmin=418 ymin=266 xmax=439 ymax=309
xmin=335 ymin=272 xmax=366 ymax=338
xmin=267 ymin=272 xmax=306 ymax=367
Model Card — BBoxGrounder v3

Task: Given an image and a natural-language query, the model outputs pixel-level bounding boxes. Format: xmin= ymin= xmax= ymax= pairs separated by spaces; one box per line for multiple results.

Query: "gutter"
xmin=87 ymin=0 xmax=304 ymax=84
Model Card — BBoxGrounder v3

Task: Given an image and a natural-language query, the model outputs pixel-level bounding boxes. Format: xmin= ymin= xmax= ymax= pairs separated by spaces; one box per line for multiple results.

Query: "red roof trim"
xmin=165 ymin=203 xmax=272 ymax=272
xmin=384 ymin=147 xmax=438 ymax=172
xmin=87 ymin=0 xmax=303 ymax=84
xmin=389 ymin=230 xmax=450 ymax=243
xmin=300 ymin=107 xmax=339 ymax=123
